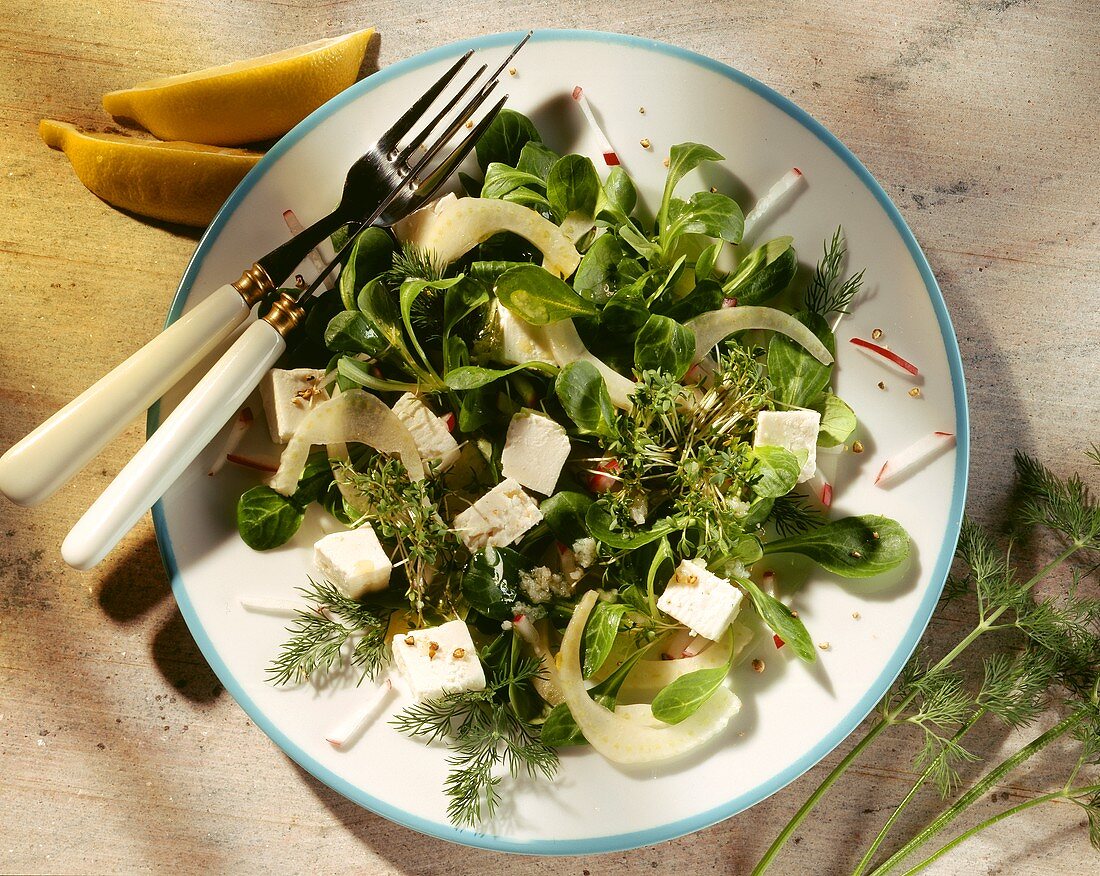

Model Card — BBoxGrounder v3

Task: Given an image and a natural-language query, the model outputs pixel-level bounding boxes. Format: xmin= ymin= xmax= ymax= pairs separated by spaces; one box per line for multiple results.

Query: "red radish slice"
xmin=807 ymin=466 xmax=833 ymax=507
xmin=742 ymin=168 xmax=803 ymax=240
xmin=773 ymin=634 xmax=786 ymax=650
xmin=722 ymin=297 xmax=737 ymax=308
xmin=849 ymin=337 xmax=919 ymax=376
xmin=208 ymin=407 xmax=254 ymax=476
xmin=588 ymin=458 xmax=620 ymax=493
xmin=440 ymin=412 xmax=456 ymax=433
xmin=572 ymin=86 xmax=620 ymax=167
xmin=227 ymin=452 xmax=279 ymax=473
xmin=326 ymin=679 xmax=393 ymax=749
xmin=283 ymin=209 xmax=335 ymax=290
xmin=875 ymin=431 xmax=955 ymax=486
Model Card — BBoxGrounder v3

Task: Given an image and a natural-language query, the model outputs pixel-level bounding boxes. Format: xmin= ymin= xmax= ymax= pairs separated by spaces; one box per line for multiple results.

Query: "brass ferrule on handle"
xmin=261 ymin=291 xmax=306 ymax=337
xmin=231 ymin=263 xmax=275 ymax=307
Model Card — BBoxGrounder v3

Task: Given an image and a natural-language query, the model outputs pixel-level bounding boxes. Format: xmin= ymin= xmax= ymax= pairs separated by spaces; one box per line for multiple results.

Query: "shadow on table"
xmin=96 ymin=529 xmax=223 ymax=703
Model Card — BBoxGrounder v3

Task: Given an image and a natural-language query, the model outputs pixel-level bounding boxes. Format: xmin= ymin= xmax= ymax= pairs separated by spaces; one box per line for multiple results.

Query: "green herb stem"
xmin=752 ymin=719 xmax=891 ymax=876
xmin=895 ymin=783 xmax=1100 ymax=876
xmin=851 ymin=709 xmax=985 ymax=876
xmin=867 ymin=710 xmax=1086 ymax=876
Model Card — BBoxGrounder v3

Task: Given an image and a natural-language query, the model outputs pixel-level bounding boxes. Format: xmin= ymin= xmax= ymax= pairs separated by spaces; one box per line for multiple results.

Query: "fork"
xmin=0 ymin=34 xmax=528 ymax=508
xmin=56 ymin=57 xmax=518 ymax=570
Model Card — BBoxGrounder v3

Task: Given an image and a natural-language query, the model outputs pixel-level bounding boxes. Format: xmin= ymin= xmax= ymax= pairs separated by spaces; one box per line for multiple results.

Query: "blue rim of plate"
xmin=149 ymin=28 xmax=970 ymax=856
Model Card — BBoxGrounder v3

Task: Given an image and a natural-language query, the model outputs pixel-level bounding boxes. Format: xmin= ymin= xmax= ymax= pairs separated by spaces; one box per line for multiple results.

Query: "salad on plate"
xmin=224 ymin=97 xmax=918 ymax=827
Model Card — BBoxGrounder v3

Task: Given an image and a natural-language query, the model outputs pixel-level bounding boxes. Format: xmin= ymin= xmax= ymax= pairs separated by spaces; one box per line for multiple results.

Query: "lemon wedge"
xmin=40 ymin=120 xmax=261 ymax=227
xmin=102 ymin=29 xmax=375 ymax=146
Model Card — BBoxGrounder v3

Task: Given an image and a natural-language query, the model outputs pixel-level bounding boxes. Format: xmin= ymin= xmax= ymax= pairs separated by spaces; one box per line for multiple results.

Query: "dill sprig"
xmin=267 ymin=579 xmax=392 ymax=686
xmin=391 ymin=653 xmax=558 ymax=827
xmin=754 ymin=448 xmax=1100 ymax=876
xmin=768 ymin=493 xmax=824 ymax=537
xmin=383 ymin=242 xmax=446 ymax=287
xmin=804 ymin=226 xmax=864 ymax=317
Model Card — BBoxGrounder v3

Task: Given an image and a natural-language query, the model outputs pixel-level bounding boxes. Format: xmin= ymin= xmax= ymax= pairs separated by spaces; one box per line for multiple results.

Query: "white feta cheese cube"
xmin=497 ymin=303 xmax=555 ymax=365
xmin=657 ymin=559 xmax=744 ymax=641
xmin=259 ymin=368 xmax=328 ymax=443
xmin=313 ymin=526 xmax=392 ymax=599
xmin=391 ymin=620 xmax=486 ymax=702
xmin=453 ymin=478 xmax=543 ymax=551
xmin=500 ymin=410 xmax=571 ymax=495
xmin=754 ymin=409 xmax=821 ymax=483
xmin=392 ymin=393 xmax=461 ymax=473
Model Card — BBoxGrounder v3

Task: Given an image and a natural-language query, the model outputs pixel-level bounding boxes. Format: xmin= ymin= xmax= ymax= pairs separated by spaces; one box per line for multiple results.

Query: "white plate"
xmin=151 ymin=30 xmax=968 ymax=854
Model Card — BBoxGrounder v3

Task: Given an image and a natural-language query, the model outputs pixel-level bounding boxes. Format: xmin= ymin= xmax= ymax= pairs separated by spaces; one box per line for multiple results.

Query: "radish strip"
xmin=326 ymin=679 xmax=394 ymax=749
xmin=686 ymin=306 xmax=834 ymax=366
xmin=283 ymin=209 xmax=334 ymax=290
xmin=227 ymin=452 xmax=279 ymax=473
xmin=807 ymin=466 xmax=833 ymax=507
xmin=208 ymin=407 xmax=254 ymax=476
xmin=239 ymin=595 xmax=309 ymax=618
xmin=742 ymin=169 xmax=803 ymax=241
xmin=550 ymin=592 xmax=740 ymax=765
xmin=875 ymin=431 xmax=955 ymax=486
xmin=395 ymin=195 xmax=581 ymax=278
xmin=849 ymin=337 xmax=919 ymax=376
xmin=269 ymin=389 xmax=424 ymax=496
xmin=572 ymin=86 xmax=620 ymax=166
xmin=543 ymin=320 xmax=637 ymax=411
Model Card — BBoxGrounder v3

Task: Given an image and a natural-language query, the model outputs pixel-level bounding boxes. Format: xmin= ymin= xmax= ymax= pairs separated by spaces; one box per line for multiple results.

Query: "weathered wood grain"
xmin=0 ymin=0 xmax=1097 ymax=873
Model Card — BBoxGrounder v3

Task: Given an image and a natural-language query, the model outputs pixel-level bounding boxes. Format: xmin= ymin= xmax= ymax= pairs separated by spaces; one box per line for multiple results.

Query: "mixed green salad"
xmin=231 ymin=106 xmax=911 ymax=827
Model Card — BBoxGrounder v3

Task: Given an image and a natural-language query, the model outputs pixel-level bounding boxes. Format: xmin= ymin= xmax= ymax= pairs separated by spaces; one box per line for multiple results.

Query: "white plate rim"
xmin=148 ymin=28 xmax=970 ymax=855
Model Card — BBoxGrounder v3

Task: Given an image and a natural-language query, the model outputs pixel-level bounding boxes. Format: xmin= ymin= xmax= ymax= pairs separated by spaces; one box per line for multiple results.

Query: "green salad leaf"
xmin=650 ymin=627 xmax=736 ymax=724
xmin=237 ymin=486 xmax=305 ymax=551
xmin=495 ymin=264 xmax=599 ymax=324
xmin=764 ymin=515 xmax=910 ymax=577
xmin=555 ymin=361 xmax=617 ymax=438
xmin=634 ymin=313 xmax=695 ymax=379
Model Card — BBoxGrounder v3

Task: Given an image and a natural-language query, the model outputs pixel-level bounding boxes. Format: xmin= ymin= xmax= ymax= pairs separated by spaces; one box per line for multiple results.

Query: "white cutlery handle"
xmin=0 ymin=283 xmax=252 ymax=506
xmin=61 ymin=319 xmax=287 ymax=571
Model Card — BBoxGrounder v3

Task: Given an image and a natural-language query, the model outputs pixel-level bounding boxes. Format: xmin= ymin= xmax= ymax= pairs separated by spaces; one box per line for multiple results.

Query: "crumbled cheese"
xmin=510 ymin=600 xmax=547 ymax=621
xmin=452 ymin=478 xmax=543 ymax=550
xmin=313 ymin=526 xmax=391 ymax=599
xmin=754 ymin=409 xmax=822 ymax=483
xmin=572 ymin=537 xmax=598 ymax=568
xmin=392 ymin=393 xmax=460 ymax=473
xmin=391 ymin=620 xmax=486 ymax=702
xmin=259 ymin=368 xmax=328 ymax=443
xmin=500 ymin=410 xmax=571 ymax=495
xmin=519 ymin=565 xmax=573 ymax=604
xmin=657 ymin=559 xmax=744 ymax=641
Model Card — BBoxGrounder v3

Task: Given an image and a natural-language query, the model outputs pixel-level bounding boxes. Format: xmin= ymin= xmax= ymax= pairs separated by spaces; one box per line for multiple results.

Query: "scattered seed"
xmin=791 ymin=609 xmax=799 ymax=618
xmin=909 ymin=387 xmax=922 ymax=398
xmin=751 ymin=659 xmax=766 ymax=673
xmin=852 ymin=440 xmax=865 ymax=454
xmin=872 ymin=531 xmax=880 ymax=539
xmin=871 ymin=328 xmax=883 ymax=340
xmin=403 ymin=635 xmax=415 ymax=646
xmin=850 ymin=550 xmax=862 ymax=558
xmin=427 ymin=641 xmax=439 ymax=660
xmin=452 ymin=647 xmax=466 ymax=659
xmin=508 ymin=66 xmax=517 ymax=76
xmin=710 ymin=186 xmax=718 ymax=193
xmin=877 ymin=381 xmax=887 ymax=390
xmin=662 ymin=156 xmax=670 ymax=167
xmin=852 ymin=611 xmax=862 ymax=620
xmin=640 ymin=137 xmax=651 ymax=148
xmin=818 ymin=641 xmax=831 ymax=651
xmin=639 ymin=106 xmax=646 ymax=114
xmin=465 ymin=120 xmax=473 ymax=129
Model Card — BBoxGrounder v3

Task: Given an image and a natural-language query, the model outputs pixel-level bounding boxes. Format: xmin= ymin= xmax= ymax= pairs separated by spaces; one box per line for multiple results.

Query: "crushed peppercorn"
xmin=852 ymin=440 xmax=865 ymax=453
xmin=640 ymin=137 xmax=651 ymax=148
xmin=751 ymin=659 xmax=766 ymax=673
xmin=452 ymin=647 xmax=466 ymax=659
xmin=909 ymin=387 xmax=922 ymax=398
xmin=871 ymin=328 xmax=883 ymax=340
xmin=878 ymin=381 xmax=887 ymax=390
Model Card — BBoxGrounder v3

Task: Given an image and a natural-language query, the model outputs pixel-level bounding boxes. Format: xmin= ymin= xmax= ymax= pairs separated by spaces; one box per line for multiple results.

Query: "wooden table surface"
xmin=1 ymin=1 xmax=1097 ymax=873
